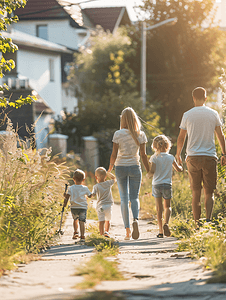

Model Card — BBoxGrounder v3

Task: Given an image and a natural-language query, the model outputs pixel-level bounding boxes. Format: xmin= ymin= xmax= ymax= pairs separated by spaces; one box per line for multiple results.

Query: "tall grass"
xmin=0 ymin=119 xmax=70 ymax=274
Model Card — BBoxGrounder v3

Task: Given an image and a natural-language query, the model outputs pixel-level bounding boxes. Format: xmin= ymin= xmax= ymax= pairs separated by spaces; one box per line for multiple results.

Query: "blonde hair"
xmin=73 ymin=169 xmax=85 ymax=183
xmin=95 ymin=167 xmax=107 ymax=180
xmin=120 ymin=107 xmax=141 ymax=146
xmin=152 ymin=135 xmax=172 ymax=154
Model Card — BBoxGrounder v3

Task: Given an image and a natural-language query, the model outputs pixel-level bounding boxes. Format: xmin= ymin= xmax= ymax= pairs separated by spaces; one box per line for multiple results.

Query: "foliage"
xmin=56 ymin=27 xmax=161 ymax=164
xmin=0 ymin=119 xmax=70 ymax=274
xmin=85 ymin=232 xmax=119 ymax=255
xmin=0 ymin=0 xmax=36 ymax=107
xmin=131 ymin=0 xmax=226 ymax=136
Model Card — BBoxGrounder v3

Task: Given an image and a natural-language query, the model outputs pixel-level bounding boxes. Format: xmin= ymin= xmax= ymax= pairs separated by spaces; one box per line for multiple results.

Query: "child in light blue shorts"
xmin=148 ymin=135 xmax=183 ymax=238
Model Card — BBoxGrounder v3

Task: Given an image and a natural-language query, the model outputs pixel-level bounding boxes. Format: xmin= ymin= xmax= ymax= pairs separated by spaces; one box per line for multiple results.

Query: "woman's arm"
xmin=140 ymin=143 xmax=149 ymax=172
xmin=108 ymin=142 xmax=119 ymax=172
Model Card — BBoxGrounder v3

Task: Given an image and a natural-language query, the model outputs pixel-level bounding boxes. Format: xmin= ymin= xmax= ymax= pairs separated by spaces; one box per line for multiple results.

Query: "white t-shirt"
xmin=67 ymin=184 xmax=92 ymax=209
xmin=180 ymin=106 xmax=222 ymax=158
xmin=112 ymin=129 xmax=148 ymax=166
xmin=92 ymin=179 xmax=115 ymax=209
xmin=149 ymin=153 xmax=175 ymax=186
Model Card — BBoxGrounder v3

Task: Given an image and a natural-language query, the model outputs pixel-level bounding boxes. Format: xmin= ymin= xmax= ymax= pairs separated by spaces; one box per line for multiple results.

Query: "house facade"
xmin=14 ymin=0 xmax=90 ymax=115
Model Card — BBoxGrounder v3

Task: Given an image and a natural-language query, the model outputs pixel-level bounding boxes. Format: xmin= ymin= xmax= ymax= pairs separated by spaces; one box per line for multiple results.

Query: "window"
xmin=36 ymin=25 xmax=48 ymax=40
xmin=49 ymin=59 xmax=55 ymax=82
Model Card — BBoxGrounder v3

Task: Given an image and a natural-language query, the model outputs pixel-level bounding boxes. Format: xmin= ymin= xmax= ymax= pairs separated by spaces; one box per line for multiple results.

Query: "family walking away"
xmin=176 ymin=87 xmax=226 ymax=228
xmin=63 ymin=87 xmax=226 ymax=241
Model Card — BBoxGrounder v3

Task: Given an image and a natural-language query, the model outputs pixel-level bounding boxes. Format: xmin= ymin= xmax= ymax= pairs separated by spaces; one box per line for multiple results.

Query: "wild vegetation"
xmin=0 ymin=120 xmax=70 ymax=275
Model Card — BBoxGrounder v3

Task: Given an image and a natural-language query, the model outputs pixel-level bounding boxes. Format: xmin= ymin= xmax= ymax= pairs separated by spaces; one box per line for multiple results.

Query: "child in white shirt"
xmin=91 ymin=167 xmax=116 ymax=237
xmin=63 ymin=169 xmax=92 ymax=242
xmin=148 ymin=135 xmax=183 ymax=238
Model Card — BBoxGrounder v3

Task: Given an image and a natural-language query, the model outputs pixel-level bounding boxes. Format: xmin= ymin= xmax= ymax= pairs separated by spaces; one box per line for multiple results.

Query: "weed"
xmin=75 ymin=253 xmax=124 ymax=289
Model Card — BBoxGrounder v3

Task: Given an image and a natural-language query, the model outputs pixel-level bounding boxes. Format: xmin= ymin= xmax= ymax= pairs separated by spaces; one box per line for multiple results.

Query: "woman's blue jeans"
xmin=115 ymin=165 xmax=142 ymax=228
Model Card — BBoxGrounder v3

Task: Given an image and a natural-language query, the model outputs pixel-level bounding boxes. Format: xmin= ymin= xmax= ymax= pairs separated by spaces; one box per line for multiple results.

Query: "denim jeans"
xmin=115 ymin=165 xmax=142 ymax=228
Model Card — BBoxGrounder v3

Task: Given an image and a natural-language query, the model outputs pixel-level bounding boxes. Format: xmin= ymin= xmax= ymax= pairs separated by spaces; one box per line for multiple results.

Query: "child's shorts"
xmin=97 ymin=204 xmax=112 ymax=222
xmin=71 ymin=208 xmax=87 ymax=222
xmin=152 ymin=184 xmax=172 ymax=200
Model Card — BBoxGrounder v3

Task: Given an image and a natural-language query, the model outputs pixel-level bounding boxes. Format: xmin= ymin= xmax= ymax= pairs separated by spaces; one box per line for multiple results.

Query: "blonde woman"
xmin=108 ymin=107 xmax=149 ymax=240
xmin=148 ymin=135 xmax=182 ymax=238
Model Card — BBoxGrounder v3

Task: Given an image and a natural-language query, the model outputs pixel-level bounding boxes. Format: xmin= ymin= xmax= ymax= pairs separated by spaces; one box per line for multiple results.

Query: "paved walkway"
xmin=0 ymin=203 xmax=226 ymax=300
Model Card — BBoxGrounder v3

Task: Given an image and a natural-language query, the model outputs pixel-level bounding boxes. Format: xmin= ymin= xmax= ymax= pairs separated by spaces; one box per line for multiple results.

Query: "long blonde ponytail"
xmin=120 ymin=107 xmax=141 ymax=146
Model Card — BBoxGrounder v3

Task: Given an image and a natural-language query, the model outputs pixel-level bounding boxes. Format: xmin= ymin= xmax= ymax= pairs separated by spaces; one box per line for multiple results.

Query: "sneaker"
xmin=72 ymin=232 xmax=79 ymax=239
xmin=104 ymin=231 xmax=110 ymax=238
xmin=124 ymin=235 xmax=131 ymax=240
xmin=163 ymin=224 xmax=171 ymax=237
xmin=132 ymin=219 xmax=139 ymax=240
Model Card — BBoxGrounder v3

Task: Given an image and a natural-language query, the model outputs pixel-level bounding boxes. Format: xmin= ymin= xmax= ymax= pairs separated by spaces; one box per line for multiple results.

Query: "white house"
xmin=14 ymin=0 xmax=90 ymax=114
xmin=0 ymin=29 xmax=72 ymax=149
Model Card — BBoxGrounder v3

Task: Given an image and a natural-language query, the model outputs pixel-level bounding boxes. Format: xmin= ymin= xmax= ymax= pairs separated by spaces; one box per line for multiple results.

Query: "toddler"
xmin=148 ymin=135 xmax=183 ymax=237
xmin=91 ymin=167 xmax=116 ymax=237
xmin=63 ymin=169 xmax=92 ymax=242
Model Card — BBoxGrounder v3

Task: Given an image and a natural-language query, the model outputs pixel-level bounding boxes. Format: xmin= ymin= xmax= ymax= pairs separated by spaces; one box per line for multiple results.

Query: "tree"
xmin=56 ymin=27 xmax=161 ymax=166
xmin=0 ymin=0 xmax=36 ymax=108
xmin=132 ymin=0 xmax=226 ymax=136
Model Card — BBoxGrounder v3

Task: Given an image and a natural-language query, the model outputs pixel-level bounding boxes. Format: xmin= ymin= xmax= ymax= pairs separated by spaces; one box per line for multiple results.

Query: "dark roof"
xmin=82 ymin=7 xmax=131 ymax=33
xmin=15 ymin=0 xmax=83 ymax=28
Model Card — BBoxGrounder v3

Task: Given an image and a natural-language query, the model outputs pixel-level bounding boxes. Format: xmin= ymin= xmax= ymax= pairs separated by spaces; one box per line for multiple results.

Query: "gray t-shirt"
xmin=149 ymin=153 xmax=175 ymax=186
xmin=92 ymin=179 xmax=115 ymax=209
xmin=67 ymin=185 xmax=91 ymax=209
xmin=112 ymin=129 xmax=148 ymax=166
xmin=180 ymin=106 xmax=222 ymax=158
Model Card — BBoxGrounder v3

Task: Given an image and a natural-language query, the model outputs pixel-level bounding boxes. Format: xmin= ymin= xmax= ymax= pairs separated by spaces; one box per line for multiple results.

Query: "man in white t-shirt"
xmin=176 ymin=87 xmax=226 ymax=226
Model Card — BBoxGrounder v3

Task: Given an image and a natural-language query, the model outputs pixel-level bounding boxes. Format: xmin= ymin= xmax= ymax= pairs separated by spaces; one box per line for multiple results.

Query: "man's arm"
xmin=215 ymin=126 xmax=226 ymax=166
xmin=176 ymin=129 xmax=187 ymax=165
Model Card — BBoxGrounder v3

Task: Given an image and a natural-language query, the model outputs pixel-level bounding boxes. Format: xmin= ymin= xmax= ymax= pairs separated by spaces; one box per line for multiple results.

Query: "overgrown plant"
xmin=0 ymin=119 xmax=70 ymax=274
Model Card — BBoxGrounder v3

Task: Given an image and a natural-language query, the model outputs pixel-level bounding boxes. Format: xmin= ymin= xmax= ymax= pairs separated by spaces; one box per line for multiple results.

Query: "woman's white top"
xmin=112 ymin=129 xmax=147 ymax=166
xmin=149 ymin=153 xmax=175 ymax=186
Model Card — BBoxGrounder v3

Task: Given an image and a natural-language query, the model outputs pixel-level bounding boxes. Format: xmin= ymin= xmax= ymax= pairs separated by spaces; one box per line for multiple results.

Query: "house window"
xmin=49 ymin=59 xmax=55 ymax=81
xmin=36 ymin=25 xmax=48 ymax=40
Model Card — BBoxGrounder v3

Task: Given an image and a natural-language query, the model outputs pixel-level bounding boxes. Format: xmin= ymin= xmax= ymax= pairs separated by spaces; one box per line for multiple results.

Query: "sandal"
xmin=72 ymin=232 xmax=79 ymax=239
xmin=104 ymin=231 xmax=110 ymax=238
xmin=79 ymin=236 xmax=85 ymax=242
xmin=163 ymin=224 xmax=171 ymax=237
xmin=157 ymin=233 xmax=163 ymax=238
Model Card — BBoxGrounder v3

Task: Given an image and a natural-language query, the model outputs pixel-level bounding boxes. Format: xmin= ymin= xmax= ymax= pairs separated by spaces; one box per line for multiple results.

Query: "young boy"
xmin=63 ymin=169 xmax=92 ymax=242
xmin=91 ymin=167 xmax=116 ymax=237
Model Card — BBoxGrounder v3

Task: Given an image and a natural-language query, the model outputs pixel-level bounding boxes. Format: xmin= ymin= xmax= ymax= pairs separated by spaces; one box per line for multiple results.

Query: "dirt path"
xmin=0 ymin=203 xmax=226 ymax=300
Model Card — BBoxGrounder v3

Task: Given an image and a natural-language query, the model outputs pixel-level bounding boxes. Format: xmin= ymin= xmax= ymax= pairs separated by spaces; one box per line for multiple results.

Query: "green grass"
xmin=75 ymin=253 xmax=124 ymax=289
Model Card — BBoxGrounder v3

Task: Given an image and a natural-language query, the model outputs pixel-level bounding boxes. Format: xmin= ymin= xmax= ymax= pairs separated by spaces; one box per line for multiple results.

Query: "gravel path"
xmin=0 ymin=203 xmax=226 ymax=300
